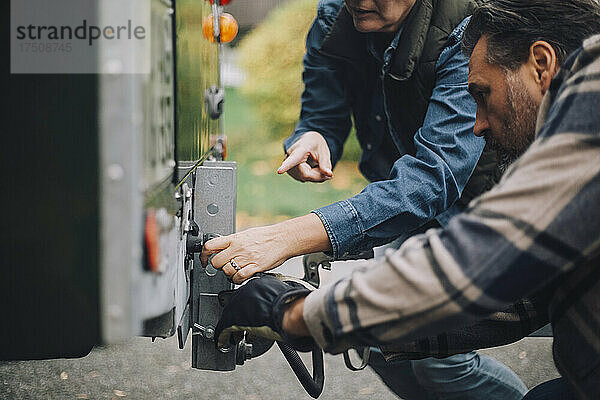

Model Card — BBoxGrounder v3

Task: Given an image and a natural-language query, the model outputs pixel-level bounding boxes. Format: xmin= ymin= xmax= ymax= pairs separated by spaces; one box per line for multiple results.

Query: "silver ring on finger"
xmin=230 ymin=258 xmax=241 ymax=271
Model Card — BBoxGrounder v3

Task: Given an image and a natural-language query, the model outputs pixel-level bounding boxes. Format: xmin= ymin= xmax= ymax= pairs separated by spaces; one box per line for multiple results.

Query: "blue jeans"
xmin=368 ymin=348 xmax=528 ymax=400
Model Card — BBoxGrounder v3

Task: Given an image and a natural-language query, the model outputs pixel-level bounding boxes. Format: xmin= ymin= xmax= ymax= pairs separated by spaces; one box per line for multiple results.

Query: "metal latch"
xmin=193 ymin=323 xmax=215 ymax=340
xmin=204 ymin=85 xmax=224 ymax=120
xmin=302 ymin=250 xmax=374 ymax=288
xmin=302 ymin=252 xmax=332 ymax=289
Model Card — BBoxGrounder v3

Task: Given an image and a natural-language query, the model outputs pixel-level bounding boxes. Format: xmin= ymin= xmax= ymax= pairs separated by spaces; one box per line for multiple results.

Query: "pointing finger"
xmin=277 ymin=149 xmax=308 ymax=174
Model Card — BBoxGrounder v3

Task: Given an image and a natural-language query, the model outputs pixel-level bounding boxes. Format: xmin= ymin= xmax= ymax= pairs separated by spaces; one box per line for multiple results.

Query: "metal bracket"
xmin=302 ymin=250 xmax=375 ymax=289
xmin=191 ymin=161 xmax=237 ymax=371
xmin=303 ymin=250 xmax=374 ymax=373
xmin=302 ymin=252 xmax=332 ymax=289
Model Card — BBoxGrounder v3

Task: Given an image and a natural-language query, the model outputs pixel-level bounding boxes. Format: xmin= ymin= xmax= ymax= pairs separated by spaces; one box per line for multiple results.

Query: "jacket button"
xmin=367 ymin=143 xmax=372 ymax=150
xmin=375 ymin=115 xmax=382 ymax=122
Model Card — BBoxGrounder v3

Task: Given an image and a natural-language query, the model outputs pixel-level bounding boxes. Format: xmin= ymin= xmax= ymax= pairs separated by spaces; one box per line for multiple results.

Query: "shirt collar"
xmin=367 ymin=25 xmax=404 ymax=70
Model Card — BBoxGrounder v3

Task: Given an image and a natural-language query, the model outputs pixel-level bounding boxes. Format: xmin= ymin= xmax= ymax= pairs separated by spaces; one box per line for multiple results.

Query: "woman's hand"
xmin=200 ymin=224 xmax=292 ymax=284
xmin=200 ymin=214 xmax=333 ymax=284
xmin=278 ymin=131 xmax=333 ymax=183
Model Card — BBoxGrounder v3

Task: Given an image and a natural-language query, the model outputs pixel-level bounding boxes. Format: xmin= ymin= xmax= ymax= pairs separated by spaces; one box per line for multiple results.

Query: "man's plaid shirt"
xmin=303 ymin=35 xmax=600 ymax=399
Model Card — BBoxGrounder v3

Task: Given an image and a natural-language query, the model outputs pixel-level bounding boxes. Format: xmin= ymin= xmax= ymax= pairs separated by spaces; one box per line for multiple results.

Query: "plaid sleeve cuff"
xmin=303 ymin=287 xmax=335 ymax=350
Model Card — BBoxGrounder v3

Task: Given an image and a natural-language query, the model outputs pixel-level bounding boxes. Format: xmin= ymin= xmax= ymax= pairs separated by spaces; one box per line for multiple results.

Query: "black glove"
xmin=215 ymin=274 xmax=315 ymax=352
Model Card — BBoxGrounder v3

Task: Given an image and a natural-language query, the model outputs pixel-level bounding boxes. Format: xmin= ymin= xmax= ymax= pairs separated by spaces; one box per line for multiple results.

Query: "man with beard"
xmin=479 ymin=71 xmax=539 ymax=174
xmin=215 ymin=1 xmax=600 ymax=398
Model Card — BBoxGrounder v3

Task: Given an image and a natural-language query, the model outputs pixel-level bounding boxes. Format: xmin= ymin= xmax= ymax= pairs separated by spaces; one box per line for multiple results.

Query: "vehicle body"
xmin=1 ymin=0 xmax=235 ymax=369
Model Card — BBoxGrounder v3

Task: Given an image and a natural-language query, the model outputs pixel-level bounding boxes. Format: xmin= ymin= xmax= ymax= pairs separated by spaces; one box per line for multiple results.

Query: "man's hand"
xmin=201 ymin=214 xmax=333 ymax=284
xmin=278 ymin=131 xmax=333 ymax=182
xmin=215 ymin=275 xmax=313 ymax=351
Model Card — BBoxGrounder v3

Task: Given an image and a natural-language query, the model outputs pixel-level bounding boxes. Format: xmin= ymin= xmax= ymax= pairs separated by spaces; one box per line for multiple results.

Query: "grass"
xmin=224 ymin=88 xmax=368 ymax=229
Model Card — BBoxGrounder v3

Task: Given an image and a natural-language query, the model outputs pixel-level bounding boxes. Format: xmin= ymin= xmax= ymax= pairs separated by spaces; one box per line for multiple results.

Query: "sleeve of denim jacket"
xmin=314 ymin=18 xmax=485 ymax=259
xmin=283 ymin=0 xmax=352 ymax=168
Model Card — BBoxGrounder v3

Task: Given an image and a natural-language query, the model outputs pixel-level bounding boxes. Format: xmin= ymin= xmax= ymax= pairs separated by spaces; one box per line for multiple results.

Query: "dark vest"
xmin=320 ymin=0 xmax=498 ymax=203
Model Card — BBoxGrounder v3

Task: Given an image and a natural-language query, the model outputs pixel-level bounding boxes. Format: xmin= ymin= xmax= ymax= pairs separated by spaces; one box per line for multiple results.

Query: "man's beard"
xmin=486 ymin=73 xmax=539 ymax=174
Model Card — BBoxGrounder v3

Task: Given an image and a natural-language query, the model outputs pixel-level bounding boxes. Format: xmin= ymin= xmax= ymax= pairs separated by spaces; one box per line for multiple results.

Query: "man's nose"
xmin=473 ymin=110 xmax=489 ymax=137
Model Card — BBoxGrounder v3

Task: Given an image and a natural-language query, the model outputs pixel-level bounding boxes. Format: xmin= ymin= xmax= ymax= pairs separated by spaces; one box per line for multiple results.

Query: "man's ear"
xmin=529 ymin=41 xmax=558 ymax=95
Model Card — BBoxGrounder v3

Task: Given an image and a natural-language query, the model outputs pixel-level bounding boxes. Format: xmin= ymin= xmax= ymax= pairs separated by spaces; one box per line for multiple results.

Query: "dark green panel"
xmin=176 ymin=0 xmax=220 ymax=161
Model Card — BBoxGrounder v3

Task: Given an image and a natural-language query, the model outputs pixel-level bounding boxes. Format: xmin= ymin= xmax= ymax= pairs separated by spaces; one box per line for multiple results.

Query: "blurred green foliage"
xmin=237 ymin=0 xmax=314 ymax=140
xmin=237 ymin=0 xmax=362 ymax=161
xmin=225 ymin=88 xmax=368 ymax=226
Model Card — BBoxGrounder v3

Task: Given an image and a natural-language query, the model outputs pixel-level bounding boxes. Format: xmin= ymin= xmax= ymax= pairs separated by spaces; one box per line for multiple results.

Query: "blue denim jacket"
xmin=285 ymin=2 xmax=484 ymax=258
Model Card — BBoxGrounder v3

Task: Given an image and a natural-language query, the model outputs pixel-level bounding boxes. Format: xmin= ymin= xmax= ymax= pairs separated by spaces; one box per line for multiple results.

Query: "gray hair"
xmin=463 ymin=0 xmax=600 ymax=70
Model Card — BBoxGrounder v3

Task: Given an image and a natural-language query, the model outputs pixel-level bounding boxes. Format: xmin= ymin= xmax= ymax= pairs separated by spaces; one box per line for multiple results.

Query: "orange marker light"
xmin=210 ymin=135 xmax=228 ymax=160
xmin=202 ymin=13 xmax=239 ymax=43
xmin=144 ymin=210 xmax=161 ymax=273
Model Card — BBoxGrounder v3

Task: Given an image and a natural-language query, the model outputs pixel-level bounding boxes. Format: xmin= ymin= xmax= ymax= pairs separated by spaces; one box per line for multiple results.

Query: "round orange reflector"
xmin=202 ymin=13 xmax=239 ymax=43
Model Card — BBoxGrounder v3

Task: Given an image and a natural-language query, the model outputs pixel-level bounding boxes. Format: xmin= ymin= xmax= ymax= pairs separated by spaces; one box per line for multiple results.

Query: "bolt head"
xmin=106 ymin=164 xmax=124 ymax=181
xmin=205 ymin=326 xmax=215 ymax=339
